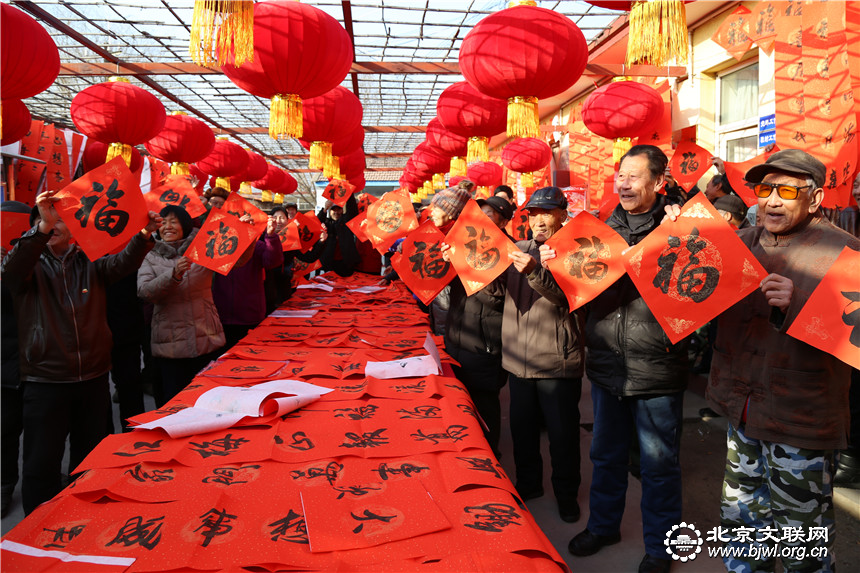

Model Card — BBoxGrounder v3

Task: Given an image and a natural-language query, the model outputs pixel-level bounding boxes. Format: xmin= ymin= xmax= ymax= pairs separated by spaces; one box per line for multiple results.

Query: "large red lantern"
xmin=502 ymin=137 xmax=552 ymax=187
xmin=252 ymin=163 xmax=287 ymax=193
xmin=300 ymin=126 xmax=364 ymax=160
xmin=436 ymin=82 xmax=507 ymax=163
xmin=338 ymin=148 xmax=366 ymax=181
xmin=278 ymin=172 xmax=299 ymax=196
xmin=144 ymin=112 xmax=215 ymax=175
xmin=230 ymin=150 xmax=269 ymax=195
xmin=581 ymin=80 xmax=663 ymax=161
xmin=411 ymin=142 xmax=450 ymax=190
xmin=459 ymin=2 xmax=587 ymax=138
xmin=82 ymin=140 xmax=143 ymax=173
xmin=426 ymin=118 xmax=469 ymax=177
xmin=71 ymin=78 xmax=166 ymax=167
xmin=1 ymin=100 xmax=31 ymax=146
xmin=219 ymin=1 xmax=353 ymax=140
xmin=1 ymin=4 xmax=60 ymax=101
xmin=349 ymin=174 xmax=366 ymax=193
xmin=467 ymin=161 xmax=504 ymax=198
xmin=195 ymin=137 xmax=249 ymax=191
xmin=301 ymin=87 xmax=363 ymax=177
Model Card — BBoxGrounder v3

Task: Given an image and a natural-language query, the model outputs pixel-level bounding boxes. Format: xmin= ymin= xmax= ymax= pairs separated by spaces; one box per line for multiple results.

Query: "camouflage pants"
xmin=721 ymin=423 xmax=835 ymax=573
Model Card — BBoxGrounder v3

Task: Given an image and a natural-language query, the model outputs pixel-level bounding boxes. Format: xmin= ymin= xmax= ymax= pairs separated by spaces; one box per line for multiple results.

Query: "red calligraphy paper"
xmin=222 ymin=192 xmax=268 ymax=234
xmin=46 ymin=125 xmax=72 ymax=192
xmin=293 ymin=211 xmax=323 ymax=253
xmin=445 ymin=200 xmax=517 ymax=296
xmin=53 ymin=157 xmax=148 ymax=261
xmin=787 ymin=246 xmax=860 ymax=369
xmin=749 ymin=1 xmax=779 ymax=53
xmin=544 ymin=211 xmax=629 ymax=310
xmin=364 ymin=189 xmax=420 ymax=253
xmin=291 ymin=258 xmax=322 ymax=288
xmin=723 ymin=152 xmax=770 ymax=207
xmin=15 ymin=120 xmax=48 ymax=206
xmin=669 ymin=141 xmax=712 ymax=193
xmin=346 ymin=214 xmax=370 ymax=242
xmin=389 ymin=220 xmax=457 ymax=305
xmin=202 ymin=359 xmax=288 ymax=379
xmin=2 ymin=212 xmax=31 ymax=251
xmin=505 ymin=205 xmax=530 ymax=242
xmin=712 ymin=5 xmax=753 ymax=61
xmin=185 ymin=210 xmax=259 ymax=275
xmin=322 ymin=178 xmax=356 ymax=207
xmin=623 ymin=193 xmax=768 ymax=344
xmin=635 ymin=81 xmax=673 ymax=149
xmin=144 ymin=175 xmax=206 ymax=218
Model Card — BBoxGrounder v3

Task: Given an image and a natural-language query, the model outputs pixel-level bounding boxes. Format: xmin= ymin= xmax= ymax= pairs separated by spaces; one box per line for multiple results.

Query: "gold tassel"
xmin=189 ymin=0 xmax=255 ymax=68
xmin=433 ymin=173 xmax=446 ymax=190
xmin=171 ymin=162 xmax=191 ymax=175
xmin=106 ymin=142 xmax=133 ymax=167
xmin=269 ymin=94 xmax=303 ymax=140
xmin=626 ymin=0 xmax=689 ymax=67
xmin=476 ymin=186 xmax=491 ymax=200
xmin=410 ymin=193 xmax=420 ymax=202
xmin=323 ymin=154 xmax=340 ymax=179
xmin=521 ymin=172 xmax=534 ymax=188
xmin=417 ymin=188 xmax=427 ymax=200
xmin=261 ymin=190 xmax=273 ymax=202
xmin=613 ymin=138 xmax=634 ymax=164
xmin=239 ymin=182 xmax=252 ymax=196
xmin=508 ymin=0 xmax=537 ymax=6
xmin=215 ymin=176 xmax=231 ymax=191
xmin=423 ymin=180 xmax=433 ymax=196
xmin=449 ymin=156 xmax=467 ymax=177
xmin=467 ymin=136 xmax=489 ymax=163
xmin=507 ymin=96 xmax=539 ymax=138
xmin=273 ymin=193 xmax=284 ymax=204
xmin=309 ymin=141 xmax=332 ymax=171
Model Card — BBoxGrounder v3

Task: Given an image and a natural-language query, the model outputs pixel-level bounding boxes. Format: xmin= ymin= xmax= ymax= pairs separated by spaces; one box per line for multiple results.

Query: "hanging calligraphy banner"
xmin=144 ymin=175 xmax=206 ymax=218
xmin=222 ymin=192 xmax=268 ymax=233
xmin=1 ymin=212 xmax=31 ymax=251
xmin=322 ymin=178 xmax=356 ymax=208
xmin=634 ymin=80 xmax=672 ymax=151
xmin=669 ymin=141 xmax=712 ymax=192
xmin=364 ymin=189 xmax=420 ymax=253
xmin=787 ymin=246 xmax=860 ymax=369
xmin=53 ymin=156 xmax=148 ymax=261
xmin=505 ymin=204 xmax=530 ymax=242
xmin=712 ymin=5 xmax=753 ymax=61
xmin=544 ymin=211 xmax=629 ymax=310
xmin=185 ymin=210 xmax=259 ymax=275
xmin=15 ymin=120 xmax=48 ymax=206
xmin=445 ymin=200 xmax=517 ymax=296
xmin=748 ymin=0 xmax=778 ymax=53
xmin=623 ymin=194 xmax=768 ymax=343
xmin=45 ymin=125 xmax=72 ymax=192
xmin=389 ymin=220 xmax=457 ymax=306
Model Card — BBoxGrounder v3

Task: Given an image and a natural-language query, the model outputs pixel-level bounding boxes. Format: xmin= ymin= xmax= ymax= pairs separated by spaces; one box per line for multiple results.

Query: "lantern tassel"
xmin=273 ymin=193 xmax=284 ymax=204
xmin=423 ymin=180 xmax=433 ymax=196
xmin=507 ymin=96 xmax=539 ymax=138
xmin=270 ymin=94 xmax=303 ymax=140
xmin=626 ymin=0 xmax=689 ymax=67
xmin=190 ymin=0 xmax=255 ymax=67
xmin=432 ymin=173 xmax=446 ymax=190
xmin=309 ymin=141 xmax=333 ymax=171
xmin=106 ymin=142 xmax=133 ymax=167
xmin=476 ymin=186 xmax=491 ymax=200
xmin=215 ymin=176 xmax=231 ymax=192
xmin=261 ymin=190 xmax=273 ymax=202
xmin=323 ymin=154 xmax=340 ymax=179
xmin=171 ymin=162 xmax=191 ymax=176
xmin=613 ymin=137 xmax=633 ymax=164
xmin=521 ymin=172 xmax=534 ymax=188
xmin=449 ymin=156 xmax=467 ymax=177
xmin=239 ymin=182 xmax=252 ymax=196
xmin=467 ymin=136 xmax=489 ymax=164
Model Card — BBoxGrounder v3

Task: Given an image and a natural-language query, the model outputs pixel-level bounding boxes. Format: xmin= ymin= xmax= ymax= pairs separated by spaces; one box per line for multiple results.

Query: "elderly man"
xmin=704 ymin=149 xmax=859 ymax=572
xmin=548 ymin=145 xmax=687 ymax=573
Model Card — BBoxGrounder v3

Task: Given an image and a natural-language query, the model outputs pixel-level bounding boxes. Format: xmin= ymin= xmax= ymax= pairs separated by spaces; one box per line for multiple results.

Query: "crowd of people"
xmin=2 ymin=145 xmax=859 ymax=573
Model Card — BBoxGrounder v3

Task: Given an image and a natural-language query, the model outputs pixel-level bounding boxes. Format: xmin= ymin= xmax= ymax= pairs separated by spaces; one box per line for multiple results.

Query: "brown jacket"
xmin=137 ymin=229 xmax=225 ymax=359
xmin=707 ymin=215 xmax=860 ymax=449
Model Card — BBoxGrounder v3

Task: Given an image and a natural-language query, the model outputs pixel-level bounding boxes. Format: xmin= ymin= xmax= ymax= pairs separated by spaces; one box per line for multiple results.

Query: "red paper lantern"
xmin=467 ymin=161 xmax=503 ymax=189
xmin=436 ymin=82 xmax=507 ymax=163
xmin=426 ymin=118 xmax=469 ymax=177
xmin=82 ymin=140 xmax=143 ymax=173
xmin=502 ymin=137 xmax=552 ymax=187
xmin=411 ymin=142 xmax=451 ymax=190
xmin=1 ymin=4 xmax=60 ymax=100
xmin=349 ymin=174 xmax=366 ymax=193
xmin=1 ymin=100 xmax=31 ymax=146
xmin=301 ymin=87 xmax=363 ymax=176
xmin=219 ymin=1 xmax=353 ymax=139
xmin=253 ymin=163 xmax=287 ymax=192
xmin=459 ymin=3 xmax=587 ymax=138
xmin=300 ymin=125 xmax=364 ymax=158
xmin=71 ymin=79 xmax=166 ymax=167
xmin=338 ymin=148 xmax=366 ymax=181
xmin=196 ymin=138 xmax=249 ymax=191
xmin=144 ymin=112 xmax=215 ymax=175
xmin=581 ymin=80 xmax=663 ymax=161
xmin=278 ymin=172 xmax=299 ymax=195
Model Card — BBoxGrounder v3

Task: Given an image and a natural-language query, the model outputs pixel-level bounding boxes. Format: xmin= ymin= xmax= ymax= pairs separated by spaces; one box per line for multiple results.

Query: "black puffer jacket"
xmin=2 ymin=226 xmax=153 ymax=383
xmin=316 ymin=194 xmax=360 ymax=277
xmin=444 ymin=276 xmax=504 ymax=358
xmin=585 ymin=196 xmax=689 ymax=397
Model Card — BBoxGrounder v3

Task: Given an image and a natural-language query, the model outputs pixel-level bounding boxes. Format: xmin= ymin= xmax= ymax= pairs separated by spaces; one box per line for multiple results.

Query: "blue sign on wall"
xmin=759 ymin=130 xmax=777 ymax=147
xmin=759 ymin=114 xmax=776 ymax=131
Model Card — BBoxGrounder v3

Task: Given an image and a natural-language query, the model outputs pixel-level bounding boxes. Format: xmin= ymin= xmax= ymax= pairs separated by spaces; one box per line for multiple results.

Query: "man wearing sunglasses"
xmin=701 ymin=149 xmax=859 ymax=572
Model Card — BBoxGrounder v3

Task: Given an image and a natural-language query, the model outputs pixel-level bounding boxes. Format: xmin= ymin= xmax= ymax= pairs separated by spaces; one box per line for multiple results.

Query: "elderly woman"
xmin=138 ymin=205 xmax=225 ymax=406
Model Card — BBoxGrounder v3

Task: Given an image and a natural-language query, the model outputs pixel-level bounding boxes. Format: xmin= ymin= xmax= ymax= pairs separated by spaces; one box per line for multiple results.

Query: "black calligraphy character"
xmin=464 ymin=226 xmax=501 ymax=271
xmin=43 ymin=524 xmax=86 ymax=549
xmin=411 ymin=425 xmax=469 ymax=445
xmin=51 ymin=151 xmax=62 ymax=166
xmin=284 ymin=431 xmax=314 ymax=451
xmin=195 ymin=508 xmax=236 ymax=547
xmin=298 ymin=224 xmax=313 ymax=243
xmin=842 ymin=291 xmax=860 ymax=347
xmin=154 ymin=404 xmax=187 ymax=415
xmin=202 ymin=464 xmax=261 ymax=485
xmin=268 ymin=509 xmax=308 ymax=544
xmin=373 ymin=462 xmax=430 ymax=480
xmin=456 ymin=456 xmax=504 ymax=479
xmin=90 ymin=179 xmax=129 ymax=237
xmin=290 ymin=461 xmax=343 ymax=484
xmin=568 ymin=236 xmax=610 ymax=281
xmin=188 ymin=434 xmax=249 ymax=458
xmin=229 ymin=365 xmax=262 ymax=373
xmin=408 ymin=241 xmax=450 ymax=279
xmin=514 ymin=213 xmax=529 ymax=241
xmin=792 ymin=131 xmax=807 ymax=144
xmin=333 ymin=484 xmax=382 ymax=500
xmin=105 ymin=516 xmax=164 ymax=550
xmin=125 ymin=463 xmax=175 ymax=483
xmin=457 ymin=403 xmax=478 ymax=419
xmin=74 ymin=194 xmax=100 ymax=228
xmin=114 ymin=440 xmax=163 ymax=457
xmin=334 ymin=405 xmax=378 ymax=419
xmin=205 ymin=221 xmax=239 ymax=259
xmin=675 ymin=233 xmax=720 ymax=302
xmin=160 ymin=188 xmax=180 ymax=203
xmin=679 ymin=152 xmax=699 ymax=175
xmin=391 ymin=379 xmax=426 ymax=394
xmin=844 ymin=122 xmax=856 ymax=145
xmin=351 ymin=509 xmax=398 ymax=534
xmin=397 ymin=405 xmax=441 ymax=419
xmin=341 ymin=428 xmax=389 ymax=449
xmin=464 ymin=503 xmax=521 ymax=532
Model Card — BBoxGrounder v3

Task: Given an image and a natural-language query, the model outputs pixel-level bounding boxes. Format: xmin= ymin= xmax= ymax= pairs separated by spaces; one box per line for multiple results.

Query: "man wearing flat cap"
xmin=691 ymin=149 xmax=858 ymax=572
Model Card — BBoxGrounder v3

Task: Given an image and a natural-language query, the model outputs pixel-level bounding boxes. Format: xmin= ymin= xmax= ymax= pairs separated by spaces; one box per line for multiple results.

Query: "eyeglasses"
xmin=752 ymin=182 xmax=812 ymax=200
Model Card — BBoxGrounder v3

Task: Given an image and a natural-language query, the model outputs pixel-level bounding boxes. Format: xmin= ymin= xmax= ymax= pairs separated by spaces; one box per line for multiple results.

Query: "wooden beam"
xmin=273 ymin=153 xmax=413 ymax=160
xmin=231 ymin=126 xmax=427 ymax=135
xmin=290 ymin=168 xmax=403 ymax=173
xmin=58 ymin=61 xmax=684 ymax=78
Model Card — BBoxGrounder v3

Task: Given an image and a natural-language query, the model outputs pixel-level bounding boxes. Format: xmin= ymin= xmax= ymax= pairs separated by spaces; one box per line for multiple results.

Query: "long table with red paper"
xmin=1 ymin=272 xmax=568 ymax=573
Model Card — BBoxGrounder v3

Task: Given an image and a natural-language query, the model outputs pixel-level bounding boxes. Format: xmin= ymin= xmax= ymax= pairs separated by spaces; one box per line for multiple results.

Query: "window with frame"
xmin=716 ymin=62 xmax=759 ymax=162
